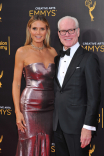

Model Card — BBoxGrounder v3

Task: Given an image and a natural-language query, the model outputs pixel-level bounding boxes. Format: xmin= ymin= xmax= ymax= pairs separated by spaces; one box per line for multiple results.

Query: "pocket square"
xmin=76 ymin=67 xmax=80 ymax=69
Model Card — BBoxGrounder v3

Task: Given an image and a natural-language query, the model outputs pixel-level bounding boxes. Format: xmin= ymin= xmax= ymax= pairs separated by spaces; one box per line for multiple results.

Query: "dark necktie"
xmin=59 ymin=48 xmax=70 ymax=57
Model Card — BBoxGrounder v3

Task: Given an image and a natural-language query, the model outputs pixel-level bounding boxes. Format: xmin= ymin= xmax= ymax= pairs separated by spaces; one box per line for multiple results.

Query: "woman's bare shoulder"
xmin=48 ymin=47 xmax=58 ymax=57
xmin=16 ymin=45 xmax=30 ymax=53
xmin=16 ymin=45 xmax=30 ymax=57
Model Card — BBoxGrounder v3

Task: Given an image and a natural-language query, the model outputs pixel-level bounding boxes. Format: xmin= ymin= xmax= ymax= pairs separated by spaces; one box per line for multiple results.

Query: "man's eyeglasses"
xmin=59 ymin=28 xmax=78 ymax=36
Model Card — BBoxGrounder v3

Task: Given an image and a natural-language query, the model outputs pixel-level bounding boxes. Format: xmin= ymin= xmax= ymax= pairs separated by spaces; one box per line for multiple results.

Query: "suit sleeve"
xmin=84 ymin=53 xmax=101 ymax=127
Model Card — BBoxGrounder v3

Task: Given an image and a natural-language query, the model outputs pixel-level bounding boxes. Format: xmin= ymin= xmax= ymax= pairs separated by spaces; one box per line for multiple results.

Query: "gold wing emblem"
xmin=0 ymin=148 xmax=2 ymax=153
xmin=0 ymin=3 xmax=2 ymax=11
xmin=0 ymin=135 xmax=3 ymax=143
xmin=0 ymin=82 xmax=2 ymax=88
xmin=0 ymin=71 xmax=3 ymax=79
xmin=85 ymin=0 xmax=96 ymax=21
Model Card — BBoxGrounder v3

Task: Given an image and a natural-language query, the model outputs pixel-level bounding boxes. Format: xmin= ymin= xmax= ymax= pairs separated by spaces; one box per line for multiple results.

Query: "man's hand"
xmin=80 ymin=128 xmax=92 ymax=148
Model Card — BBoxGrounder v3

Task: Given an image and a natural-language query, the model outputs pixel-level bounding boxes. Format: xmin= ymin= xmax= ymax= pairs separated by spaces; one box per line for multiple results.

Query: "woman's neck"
xmin=31 ymin=41 xmax=44 ymax=48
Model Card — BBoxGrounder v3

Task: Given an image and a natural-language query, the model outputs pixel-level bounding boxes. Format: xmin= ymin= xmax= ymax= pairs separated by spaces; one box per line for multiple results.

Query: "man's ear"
xmin=58 ymin=31 xmax=60 ymax=38
xmin=77 ymin=28 xmax=80 ymax=37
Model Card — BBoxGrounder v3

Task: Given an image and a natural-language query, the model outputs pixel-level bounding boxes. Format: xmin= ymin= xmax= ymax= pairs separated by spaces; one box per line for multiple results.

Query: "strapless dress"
xmin=16 ymin=62 xmax=55 ymax=156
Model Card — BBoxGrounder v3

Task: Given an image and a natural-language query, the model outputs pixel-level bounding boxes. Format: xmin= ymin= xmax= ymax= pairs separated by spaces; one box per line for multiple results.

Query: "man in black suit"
xmin=53 ymin=16 xmax=101 ymax=156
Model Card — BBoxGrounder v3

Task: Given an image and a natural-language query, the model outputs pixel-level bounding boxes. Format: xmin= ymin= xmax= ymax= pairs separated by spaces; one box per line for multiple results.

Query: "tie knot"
xmin=60 ymin=48 xmax=70 ymax=57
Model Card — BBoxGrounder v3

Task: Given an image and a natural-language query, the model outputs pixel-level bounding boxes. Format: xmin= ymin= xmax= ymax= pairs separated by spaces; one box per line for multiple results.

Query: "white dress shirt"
xmin=57 ymin=42 xmax=96 ymax=131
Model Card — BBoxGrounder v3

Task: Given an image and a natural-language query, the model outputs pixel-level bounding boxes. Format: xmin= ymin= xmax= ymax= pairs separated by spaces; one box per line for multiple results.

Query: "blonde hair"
xmin=25 ymin=15 xmax=51 ymax=48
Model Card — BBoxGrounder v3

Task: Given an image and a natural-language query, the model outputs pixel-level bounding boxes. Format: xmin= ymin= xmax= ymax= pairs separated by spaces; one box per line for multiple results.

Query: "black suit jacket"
xmin=53 ymin=46 xmax=101 ymax=134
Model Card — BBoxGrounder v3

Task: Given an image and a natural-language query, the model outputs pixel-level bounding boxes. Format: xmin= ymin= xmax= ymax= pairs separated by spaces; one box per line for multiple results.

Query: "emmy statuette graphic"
xmin=85 ymin=0 xmax=96 ymax=21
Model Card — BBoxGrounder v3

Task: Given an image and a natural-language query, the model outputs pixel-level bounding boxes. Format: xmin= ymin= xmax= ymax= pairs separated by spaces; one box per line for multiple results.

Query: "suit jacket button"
xmin=60 ymin=91 xmax=63 ymax=94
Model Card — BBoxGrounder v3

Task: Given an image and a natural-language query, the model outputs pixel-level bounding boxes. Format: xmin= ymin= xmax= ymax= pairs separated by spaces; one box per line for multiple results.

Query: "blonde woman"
xmin=12 ymin=15 xmax=57 ymax=156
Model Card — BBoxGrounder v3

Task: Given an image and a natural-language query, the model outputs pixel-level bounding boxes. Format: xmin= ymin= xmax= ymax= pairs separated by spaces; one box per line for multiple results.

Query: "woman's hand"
xmin=16 ymin=111 xmax=26 ymax=133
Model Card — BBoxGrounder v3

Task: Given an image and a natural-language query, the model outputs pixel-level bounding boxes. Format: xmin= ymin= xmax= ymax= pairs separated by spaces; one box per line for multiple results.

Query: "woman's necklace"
xmin=31 ymin=43 xmax=45 ymax=51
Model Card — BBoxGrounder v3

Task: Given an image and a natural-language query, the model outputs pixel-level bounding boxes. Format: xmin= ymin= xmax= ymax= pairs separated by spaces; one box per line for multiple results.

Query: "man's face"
xmin=58 ymin=18 xmax=80 ymax=50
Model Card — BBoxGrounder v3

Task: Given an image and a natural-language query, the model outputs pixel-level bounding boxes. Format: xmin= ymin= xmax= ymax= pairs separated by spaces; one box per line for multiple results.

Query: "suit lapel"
xmin=54 ymin=55 xmax=61 ymax=88
xmin=62 ymin=46 xmax=84 ymax=89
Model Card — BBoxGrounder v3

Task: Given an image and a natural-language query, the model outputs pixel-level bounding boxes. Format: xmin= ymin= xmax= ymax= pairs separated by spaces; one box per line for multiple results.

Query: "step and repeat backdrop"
xmin=0 ymin=0 xmax=104 ymax=155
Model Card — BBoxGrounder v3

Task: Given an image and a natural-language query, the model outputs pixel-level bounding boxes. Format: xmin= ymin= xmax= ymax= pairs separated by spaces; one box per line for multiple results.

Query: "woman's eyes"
xmin=33 ymin=27 xmax=36 ymax=30
xmin=32 ymin=27 xmax=45 ymax=30
xmin=41 ymin=28 xmax=45 ymax=30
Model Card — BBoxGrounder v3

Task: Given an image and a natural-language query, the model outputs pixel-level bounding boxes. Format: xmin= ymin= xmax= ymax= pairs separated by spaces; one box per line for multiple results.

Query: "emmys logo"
xmin=82 ymin=42 xmax=104 ymax=53
xmin=85 ymin=0 xmax=96 ymax=21
xmin=51 ymin=143 xmax=55 ymax=152
xmin=29 ymin=7 xmax=57 ymax=17
xmin=0 ymin=3 xmax=2 ymax=22
xmin=0 ymin=135 xmax=3 ymax=153
xmin=0 ymin=71 xmax=3 ymax=88
xmin=89 ymin=144 xmax=95 ymax=156
xmin=0 ymin=106 xmax=12 ymax=115
xmin=0 ymin=37 xmax=11 ymax=55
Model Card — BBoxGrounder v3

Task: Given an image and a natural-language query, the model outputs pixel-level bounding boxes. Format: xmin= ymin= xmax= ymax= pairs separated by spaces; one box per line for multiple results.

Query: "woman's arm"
xmin=12 ymin=47 xmax=26 ymax=133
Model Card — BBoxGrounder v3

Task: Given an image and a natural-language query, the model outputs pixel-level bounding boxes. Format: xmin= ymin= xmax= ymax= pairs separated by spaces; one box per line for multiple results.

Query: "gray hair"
xmin=58 ymin=16 xmax=79 ymax=30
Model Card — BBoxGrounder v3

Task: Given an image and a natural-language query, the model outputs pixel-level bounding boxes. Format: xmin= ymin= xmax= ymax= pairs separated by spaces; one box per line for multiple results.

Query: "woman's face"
xmin=29 ymin=20 xmax=47 ymax=44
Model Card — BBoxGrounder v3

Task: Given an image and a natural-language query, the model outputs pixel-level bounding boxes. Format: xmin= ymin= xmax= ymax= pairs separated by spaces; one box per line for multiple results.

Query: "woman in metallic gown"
xmin=12 ymin=15 xmax=57 ymax=156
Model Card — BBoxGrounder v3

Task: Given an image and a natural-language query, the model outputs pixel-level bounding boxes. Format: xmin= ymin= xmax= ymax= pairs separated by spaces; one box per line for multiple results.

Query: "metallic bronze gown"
xmin=16 ymin=63 xmax=55 ymax=156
